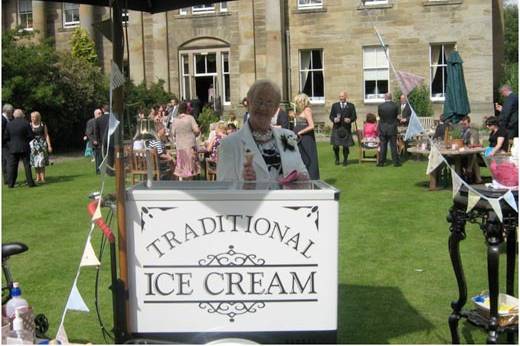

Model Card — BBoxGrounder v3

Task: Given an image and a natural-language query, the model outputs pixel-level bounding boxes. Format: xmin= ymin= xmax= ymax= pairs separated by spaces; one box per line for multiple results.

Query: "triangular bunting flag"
xmin=98 ymin=155 xmax=107 ymax=175
xmin=80 ymin=237 xmax=101 ymax=267
xmin=111 ymin=61 xmax=125 ymax=90
xmin=396 ymin=70 xmax=425 ymax=95
xmin=92 ymin=201 xmax=102 ymax=221
xmin=466 ymin=189 xmax=481 ymax=212
xmin=426 ymin=145 xmax=444 ymax=175
xmin=487 ymin=198 xmax=503 ymax=223
xmin=65 ymin=283 xmax=90 ymax=312
xmin=108 ymin=112 xmax=120 ymax=137
xmin=451 ymin=169 xmax=463 ymax=199
xmin=502 ymin=191 xmax=518 ymax=212
xmin=56 ymin=323 xmax=69 ymax=344
xmin=404 ymin=108 xmax=425 ymax=141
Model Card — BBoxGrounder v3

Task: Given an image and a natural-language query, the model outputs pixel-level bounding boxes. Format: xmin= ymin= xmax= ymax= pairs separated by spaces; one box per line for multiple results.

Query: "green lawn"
xmin=2 ymin=143 xmax=517 ymax=344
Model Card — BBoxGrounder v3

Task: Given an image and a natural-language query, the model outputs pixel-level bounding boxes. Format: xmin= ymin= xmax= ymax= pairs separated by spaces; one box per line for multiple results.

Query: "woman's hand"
xmin=242 ymin=161 xmax=256 ymax=181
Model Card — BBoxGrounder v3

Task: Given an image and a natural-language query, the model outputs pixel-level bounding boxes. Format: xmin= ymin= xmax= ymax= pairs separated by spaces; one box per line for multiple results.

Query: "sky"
xmin=505 ymin=0 xmax=518 ymax=5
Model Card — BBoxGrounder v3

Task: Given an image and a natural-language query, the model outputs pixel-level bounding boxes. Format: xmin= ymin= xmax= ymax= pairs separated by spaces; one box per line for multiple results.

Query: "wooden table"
xmin=407 ymin=146 xmax=485 ymax=190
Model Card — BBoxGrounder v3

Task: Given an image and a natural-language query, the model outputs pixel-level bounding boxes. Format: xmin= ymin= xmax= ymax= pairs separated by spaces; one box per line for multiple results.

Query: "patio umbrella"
xmin=442 ymin=51 xmax=471 ymax=124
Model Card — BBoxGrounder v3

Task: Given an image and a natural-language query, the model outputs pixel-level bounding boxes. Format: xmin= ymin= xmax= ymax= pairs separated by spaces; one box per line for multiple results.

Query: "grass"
xmin=2 ymin=144 xmax=518 ymax=344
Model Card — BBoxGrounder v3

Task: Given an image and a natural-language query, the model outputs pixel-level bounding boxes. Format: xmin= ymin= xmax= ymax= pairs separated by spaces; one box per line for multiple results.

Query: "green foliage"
xmin=504 ymin=4 xmax=518 ymax=66
xmin=408 ymin=85 xmax=434 ymax=117
xmin=450 ymin=126 xmax=463 ymax=139
xmin=124 ymin=79 xmax=174 ymax=138
xmin=197 ymin=106 xmax=220 ymax=136
xmin=501 ymin=62 xmax=518 ymax=94
xmin=2 ymin=28 xmax=108 ymax=150
xmin=70 ymin=28 xmax=98 ymax=65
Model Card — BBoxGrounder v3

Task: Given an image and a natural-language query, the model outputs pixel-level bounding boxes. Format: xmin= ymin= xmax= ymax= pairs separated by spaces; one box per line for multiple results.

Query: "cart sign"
xmin=126 ymin=182 xmax=339 ymax=337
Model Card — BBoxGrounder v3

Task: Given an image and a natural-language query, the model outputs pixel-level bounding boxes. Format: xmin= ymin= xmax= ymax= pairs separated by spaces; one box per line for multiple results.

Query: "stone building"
xmin=2 ymin=0 xmax=505 ymax=125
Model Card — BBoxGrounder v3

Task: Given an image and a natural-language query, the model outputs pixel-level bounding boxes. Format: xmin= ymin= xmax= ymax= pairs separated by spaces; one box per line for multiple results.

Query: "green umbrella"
xmin=443 ymin=51 xmax=471 ymax=124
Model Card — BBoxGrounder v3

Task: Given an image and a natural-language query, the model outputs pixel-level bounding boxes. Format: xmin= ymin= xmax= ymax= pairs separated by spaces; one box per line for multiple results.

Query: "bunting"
xmin=56 ymin=324 xmax=69 ymax=344
xmin=80 ymin=236 xmax=101 ymax=267
xmin=404 ymin=109 xmax=425 ymax=141
xmin=110 ymin=61 xmax=125 ymax=91
xmin=65 ymin=283 xmax=90 ymax=312
xmin=503 ymin=191 xmax=518 ymax=212
xmin=487 ymin=198 xmax=504 ymax=223
xmin=466 ymin=190 xmax=481 ymax=213
xmin=92 ymin=201 xmax=102 ymax=221
xmin=396 ymin=70 xmax=425 ymax=96
xmin=108 ymin=112 xmax=120 ymax=137
xmin=426 ymin=145 xmax=444 ymax=175
xmin=451 ymin=169 xmax=463 ymax=199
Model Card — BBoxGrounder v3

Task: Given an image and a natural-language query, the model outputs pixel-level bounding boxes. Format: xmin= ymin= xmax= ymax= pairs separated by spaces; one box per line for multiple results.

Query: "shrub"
xmin=197 ymin=106 xmax=219 ymax=136
xmin=407 ymin=85 xmax=434 ymax=118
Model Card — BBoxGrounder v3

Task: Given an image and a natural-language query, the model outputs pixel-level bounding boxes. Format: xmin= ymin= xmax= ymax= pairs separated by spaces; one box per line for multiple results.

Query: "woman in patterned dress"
xmin=29 ymin=111 xmax=52 ymax=183
xmin=171 ymin=102 xmax=201 ymax=180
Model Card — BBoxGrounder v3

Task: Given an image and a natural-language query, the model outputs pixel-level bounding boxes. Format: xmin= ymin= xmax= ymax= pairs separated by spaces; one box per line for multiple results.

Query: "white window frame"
xmin=192 ymin=4 xmax=215 ymax=14
xmin=221 ymin=52 xmax=231 ymax=105
xmin=18 ymin=0 xmax=33 ymax=31
xmin=363 ymin=0 xmax=389 ymax=5
xmin=363 ymin=46 xmax=390 ymax=103
xmin=429 ymin=43 xmax=454 ymax=102
xmin=297 ymin=0 xmax=323 ymax=10
xmin=180 ymin=54 xmax=191 ymax=101
xmin=179 ymin=8 xmax=188 ymax=15
xmin=194 ymin=52 xmax=218 ymax=76
xmin=63 ymin=3 xmax=80 ymax=28
xmin=299 ymin=49 xmax=325 ymax=104
xmin=220 ymin=2 xmax=228 ymax=12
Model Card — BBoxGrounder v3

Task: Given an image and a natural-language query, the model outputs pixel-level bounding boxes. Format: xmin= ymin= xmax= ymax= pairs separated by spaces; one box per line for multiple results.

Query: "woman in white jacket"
xmin=217 ymin=80 xmax=309 ymax=182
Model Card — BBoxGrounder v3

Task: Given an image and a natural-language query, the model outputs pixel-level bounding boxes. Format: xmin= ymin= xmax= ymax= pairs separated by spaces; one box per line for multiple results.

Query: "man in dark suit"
xmin=399 ymin=94 xmax=412 ymax=126
xmin=273 ymin=106 xmax=289 ymax=129
xmin=94 ymin=105 xmax=114 ymax=175
xmin=495 ymin=84 xmax=518 ymax=138
xmin=5 ymin=109 xmax=36 ymax=187
xmin=377 ymin=93 xmax=401 ymax=167
xmin=2 ymin=103 xmax=14 ymax=184
xmin=329 ymin=91 xmax=357 ymax=166
xmin=86 ymin=109 xmax=102 ymax=174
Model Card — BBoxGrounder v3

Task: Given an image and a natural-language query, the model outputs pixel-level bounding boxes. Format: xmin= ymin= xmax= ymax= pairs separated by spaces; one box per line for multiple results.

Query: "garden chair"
xmin=129 ymin=149 xmax=161 ymax=184
xmin=355 ymin=126 xmax=379 ymax=163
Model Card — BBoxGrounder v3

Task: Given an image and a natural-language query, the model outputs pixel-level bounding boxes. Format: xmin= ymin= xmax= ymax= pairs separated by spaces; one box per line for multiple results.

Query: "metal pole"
xmin=111 ymin=0 xmax=129 ymax=342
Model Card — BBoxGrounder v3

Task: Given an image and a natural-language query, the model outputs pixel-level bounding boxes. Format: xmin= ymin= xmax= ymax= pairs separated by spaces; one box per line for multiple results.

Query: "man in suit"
xmin=94 ymin=105 xmax=114 ymax=175
xmin=329 ymin=91 xmax=357 ymax=166
xmin=495 ymin=84 xmax=518 ymax=138
xmin=2 ymin=103 xmax=14 ymax=184
xmin=377 ymin=93 xmax=401 ymax=167
xmin=5 ymin=109 xmax=35 ymax=187
xmin=86 ymin=109 xmax=102 ymax=174
xmin=272 ymin=106 xmax=289 ymax=129
xmin=399 ymin=94 xmax=412 ymax=125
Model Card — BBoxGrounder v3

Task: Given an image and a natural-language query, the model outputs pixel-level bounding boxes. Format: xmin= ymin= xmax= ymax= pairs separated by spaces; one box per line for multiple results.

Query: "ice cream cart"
xmin=125 ymin=180 xmax=339 ymax=343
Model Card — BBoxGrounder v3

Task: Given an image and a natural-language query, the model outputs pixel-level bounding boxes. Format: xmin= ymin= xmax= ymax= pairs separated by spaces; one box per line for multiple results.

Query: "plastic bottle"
xmin=5 ymin=307 xmax=34 ymax=344
xmin=5 ymin=282 xmax=29 ymax=320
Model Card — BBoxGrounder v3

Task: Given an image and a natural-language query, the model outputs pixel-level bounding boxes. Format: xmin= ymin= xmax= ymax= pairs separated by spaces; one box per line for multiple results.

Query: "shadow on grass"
xmin=44 ymin=174 xmax=85 ymax=184
xmin=338 ymin=284 xmax=435 ymax=344
xmin=324 ymin=178 xmax=337 ymax=185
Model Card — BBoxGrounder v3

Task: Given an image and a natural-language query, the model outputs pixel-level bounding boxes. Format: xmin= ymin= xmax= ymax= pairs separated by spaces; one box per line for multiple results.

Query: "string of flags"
xmin=56 ymin=60 xmax=123 ymax=344
xmin=360 ymin=0 xmax=516 ymax=222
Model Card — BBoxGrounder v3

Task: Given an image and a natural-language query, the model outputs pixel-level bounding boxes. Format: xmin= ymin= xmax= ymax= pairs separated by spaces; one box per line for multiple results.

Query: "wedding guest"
xmin=495 ymin=84 xmax=518 ymax=138
xmin=146 ymin=127 xmax=175 ymax=179
xmin=206 ymin=121 xmax=228 ymax=161
xmin=217 ymin=80 xmax=308 ymax=182
xmin=5 ymin=109 xmax=36 ymax=187
xmin=29 ymin=111 xmax=52 ymax=183
xmin=2 ymin=103 xmax=14 ymax=184
xmin=171 ymin=102 xmax=201 ymax=180
xmin=293 ymin=93 xmax=320 ymax=179
xmin=329 ymin=91 xmax=357 ymax=166
xmin=377 ymin=93 xmax=401 ymax=167
xmin=485 ymin=116 xmax=508 ymax=156
xmin=362 ymin=113 xmax=380 ymax=149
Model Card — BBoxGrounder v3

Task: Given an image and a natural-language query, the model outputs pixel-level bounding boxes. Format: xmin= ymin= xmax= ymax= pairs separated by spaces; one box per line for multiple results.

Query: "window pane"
xmin=195 ymin=55 xmax=206 ymax=74
xmin=301 ymin=71 xmax=312 ymax=96
xmin=19 ymin=0 xmax=32 ymax=12
xmin=207 ymin=53 xmax=217 ymax=73
xmin=364 ymin=49 xmax=377 ymax=68
xmin=224 ymin=75 xmax=230 ymax=102
xmin=300 ymin=51 xmax=312 ymax=70
xmin=376 ymin=49 xmax=389 ymax=67
xmin=378 ymin=80 xmax=388 ymax=95
xmin=223 ymin=54 xmax=229 ymax=73
xmin=311 ymin=50 xmax=322 ymax=69
xmin=182 ymin=55 xmax=189 ymax=74
xmin=184 ymin=77 xmax=191 ymax=100
xmin=431 ymin=66 xmax=444 ymax=96
xmin=313 ymin=71 xmax=324 ymax=97
xmin=365 ymin=81 xmax=377 ymax=97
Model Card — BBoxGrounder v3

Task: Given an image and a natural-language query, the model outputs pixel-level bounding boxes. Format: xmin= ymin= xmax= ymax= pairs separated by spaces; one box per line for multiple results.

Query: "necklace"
xmin=251 ymin=128 xmax=273 ymax=142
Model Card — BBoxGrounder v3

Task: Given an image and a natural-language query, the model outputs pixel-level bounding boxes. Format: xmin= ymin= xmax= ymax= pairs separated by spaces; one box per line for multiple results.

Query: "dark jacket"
xmin=499 ymin=92 xmax=518 ymax=134
xmin=400 ymin=103 xmax=412 ymax=123
xmin=94 ymin=113 xmax=109 ymax=146
xmin=5 ymin=118 xmax=33 ymax=154
xmin=378 ymin=101 xmax=400 ymax=136
xmin=329 ymin=101 xmax=357 ymax=130
xmin=2 ymin=114 xmax=9 ymax=147
xmin=85 ymin=118 xmax=96 ymax=143
xmin=275 ymin=109 xmax=289 ymax=129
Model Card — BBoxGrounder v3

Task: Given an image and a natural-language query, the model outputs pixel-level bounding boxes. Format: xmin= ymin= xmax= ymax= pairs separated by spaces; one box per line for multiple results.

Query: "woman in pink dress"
xmin=171 ymin=102 xmax=201 ymax=180
xmin=362 ymin=112 xmax=379 ymax=149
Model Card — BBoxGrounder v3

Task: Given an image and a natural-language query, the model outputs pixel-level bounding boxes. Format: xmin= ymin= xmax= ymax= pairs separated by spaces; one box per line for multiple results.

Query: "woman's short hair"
xmin=31 ymin=111 xmax=41 ymax=121
xmin=216 ymin=121 xmax=227 ymax=133
xmin=178 ymin=102 xmax=189 ymax=115
xmin=366 ymin=113 xmax=377 ymax=123
xmin=246 ymin=80 xmax=281 ymax=109
xmin=293 ymin=93 xmax=310 ymax=114
xmin=485 ymin=116 xmax=499 ymax=127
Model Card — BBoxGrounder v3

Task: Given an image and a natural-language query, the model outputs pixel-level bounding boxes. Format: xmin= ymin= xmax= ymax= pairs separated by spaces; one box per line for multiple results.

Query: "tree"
xmin=503 ymin=4 xmax=518 ymax=66
xmin=70 ymin=28 xmax=98 ymax=65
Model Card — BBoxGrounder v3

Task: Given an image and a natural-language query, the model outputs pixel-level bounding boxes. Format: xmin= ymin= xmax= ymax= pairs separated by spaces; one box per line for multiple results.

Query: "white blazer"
xmin=217 ymin=122 xmax=308 ymax=182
